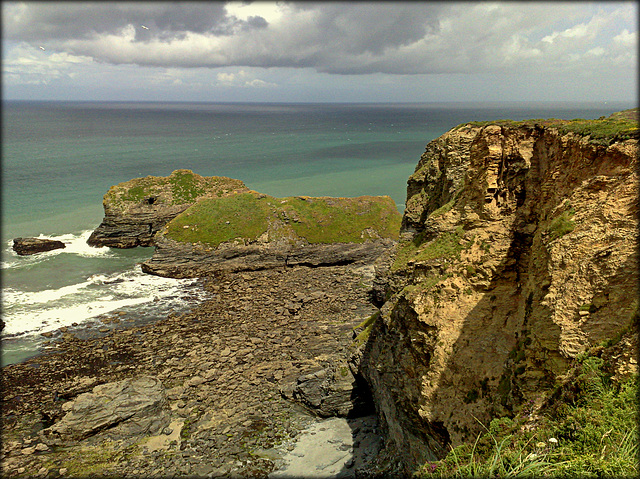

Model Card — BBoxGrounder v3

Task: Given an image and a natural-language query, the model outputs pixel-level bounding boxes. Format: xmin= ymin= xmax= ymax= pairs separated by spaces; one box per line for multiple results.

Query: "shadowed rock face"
xmin=360 ymin=119 xmax=639 ymax=472
xmin=12 ymin=237 xmax=65 ymax=255
xmin=86 ymin=169 xmax=248 ymax=248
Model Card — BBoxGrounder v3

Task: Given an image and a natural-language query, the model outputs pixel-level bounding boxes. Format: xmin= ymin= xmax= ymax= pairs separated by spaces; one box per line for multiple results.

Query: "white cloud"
xmin=2 ymin=2 xmax=636 ymax=77
xmin=613 ymin=28 xmax=637 ymax=48
xmin=215 ymin=69 xmax=276 ymax=88
xmin=2 ymin=41 xmax=94 ymax=86
xmin=224 ymin=1 xmax=286 ymax=24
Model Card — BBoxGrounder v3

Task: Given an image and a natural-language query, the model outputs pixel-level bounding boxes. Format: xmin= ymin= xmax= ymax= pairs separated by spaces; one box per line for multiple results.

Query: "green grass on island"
xmin=164 ymin=192 xmax=401 ymax=246
xmin=110 ymin=169 xmax=246 ymax=207
xmin=459 ymin=108 xmax=639 ymax=146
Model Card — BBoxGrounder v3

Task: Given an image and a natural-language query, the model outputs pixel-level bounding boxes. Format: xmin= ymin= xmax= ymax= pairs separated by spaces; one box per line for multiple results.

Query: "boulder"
xmin=12 ymin=237 xmax=65 ymax=256
xmin=280 ymin=361 xmax=372 ymax=418
xmin=41 ymin=376 xmax=169 ymax=444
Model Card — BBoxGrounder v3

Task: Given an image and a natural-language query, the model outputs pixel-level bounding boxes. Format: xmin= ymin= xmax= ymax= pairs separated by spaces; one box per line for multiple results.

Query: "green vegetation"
xmin=165 ymin=192 xmax=401 ymax=247
xmin=169 ymin=169 xmax=206 ymax=203
xmin=393 ymin=226 xmax=471 ymax=271
xmin=547 ymin=206 xmax=576 ymax=241
xmin=120 ymin=184 xmax=149 ymax=203
xmin=353 ymin=312 xmax=380 ymax=346
xmin=458 ymin=108 xmax=639 ymax=146
xmin=415 ymin=352 xmax=639 ymax=478
xmin=283 ymin=196 xmax=400 ymax=244
xmin=40 ymin=441 xmax=141 ymax=477
xmin=167 ymin=193 xmax=271 ymax=246
xmin=557 ymin=116 xmax=639 ymax=146
xmin=112 ymin=169 xmax=245 ymax=207
xmin=429 ymin=199 xmax=455 ymax=218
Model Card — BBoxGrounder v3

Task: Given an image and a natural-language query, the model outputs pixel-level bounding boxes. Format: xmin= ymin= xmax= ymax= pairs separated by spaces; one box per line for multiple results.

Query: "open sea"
xmin=2 ymin=100 xmax=632 ymax=365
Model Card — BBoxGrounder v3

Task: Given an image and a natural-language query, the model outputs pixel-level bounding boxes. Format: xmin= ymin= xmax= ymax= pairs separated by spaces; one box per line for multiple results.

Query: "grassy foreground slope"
xmin=416 ymin=344 xmax=638 ymax=478
xmin=163 ymin=192 xmax=401 ymax=246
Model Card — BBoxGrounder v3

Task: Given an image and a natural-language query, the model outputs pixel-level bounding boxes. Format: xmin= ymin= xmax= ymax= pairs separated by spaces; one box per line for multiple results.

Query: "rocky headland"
xmin=86 ymin=169 xmax=248 ymax=248
xmin=2 ymin=109 xmax=638 ymax=478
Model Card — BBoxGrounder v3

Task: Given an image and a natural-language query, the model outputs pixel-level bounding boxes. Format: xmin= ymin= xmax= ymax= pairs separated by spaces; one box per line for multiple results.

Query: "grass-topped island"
xmin=85 ymin=169 xmax=401 ymax=277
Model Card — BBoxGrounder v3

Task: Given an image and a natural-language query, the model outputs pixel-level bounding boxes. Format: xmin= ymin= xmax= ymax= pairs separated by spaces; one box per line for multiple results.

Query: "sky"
xmin=2 ymin=1 xmax=638 ymax=103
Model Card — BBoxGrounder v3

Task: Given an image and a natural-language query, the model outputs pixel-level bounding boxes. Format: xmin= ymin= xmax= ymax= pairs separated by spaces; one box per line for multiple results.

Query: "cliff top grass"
xmin=164 ymin=192 xmax=401 ymax=246
xmin=106 ymin=169 xmax=247 ymax=209
xmin=458 ymin=108 xmax=639 ymax=146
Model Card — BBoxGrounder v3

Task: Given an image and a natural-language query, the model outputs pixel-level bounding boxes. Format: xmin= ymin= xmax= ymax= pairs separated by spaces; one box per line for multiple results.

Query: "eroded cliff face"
xmin=361 ymin=121 xmax=638 ymax=472
xmin=87 ymin=169 xmax=248 ymax=248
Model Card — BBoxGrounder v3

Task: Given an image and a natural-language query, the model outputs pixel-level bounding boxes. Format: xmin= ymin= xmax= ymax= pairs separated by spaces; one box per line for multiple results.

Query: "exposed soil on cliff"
xmin=1 ymin=263 xmax=386 ymax=478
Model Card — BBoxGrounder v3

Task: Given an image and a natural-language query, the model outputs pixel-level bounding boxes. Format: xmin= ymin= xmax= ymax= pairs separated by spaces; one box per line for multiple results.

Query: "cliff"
xmin=359 ymin=111 xmax=639 ymax=472
xmin=141 ymin=192 xmax=401 ymax=277
xmin=87 ymin=169 xmax=248 ymax=248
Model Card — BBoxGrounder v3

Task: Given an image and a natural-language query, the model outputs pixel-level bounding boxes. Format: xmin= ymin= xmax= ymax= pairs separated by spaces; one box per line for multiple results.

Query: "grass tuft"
xmin=415 ymin=352 xmax=638 ymax=478
xmin=547 ymin=207 xmax=576 ymax=241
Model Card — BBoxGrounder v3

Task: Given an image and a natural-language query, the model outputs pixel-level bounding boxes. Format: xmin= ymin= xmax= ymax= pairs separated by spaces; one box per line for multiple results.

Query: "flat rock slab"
xmin=12 ymin=237 xmax=65 ymax=255
xmin=42 ymin=376 xmax=169 ymax=443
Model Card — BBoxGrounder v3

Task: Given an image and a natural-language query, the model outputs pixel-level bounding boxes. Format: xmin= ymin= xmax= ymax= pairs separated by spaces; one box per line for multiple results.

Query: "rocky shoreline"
xmin=1 ymin=258 xmax=391 ymax=478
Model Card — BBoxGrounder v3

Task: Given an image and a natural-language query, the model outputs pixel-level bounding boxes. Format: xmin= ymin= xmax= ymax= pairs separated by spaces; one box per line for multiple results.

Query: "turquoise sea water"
xmin=1 ymin=100 xmax=631 ymax=365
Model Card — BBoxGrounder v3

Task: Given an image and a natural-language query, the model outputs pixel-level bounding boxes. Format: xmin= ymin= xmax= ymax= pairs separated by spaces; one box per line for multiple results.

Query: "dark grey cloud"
xmin=2 ymin=1 xmax=637 ymax=77
xmin=3 ymin=2 xmax=252 ymax=40
xmin=288 ymin=2 xmax=445 ymax=55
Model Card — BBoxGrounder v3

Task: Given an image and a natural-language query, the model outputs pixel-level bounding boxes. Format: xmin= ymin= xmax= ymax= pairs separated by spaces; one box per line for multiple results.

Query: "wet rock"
xmin=12 ymin=237 xmax=65 ymax=256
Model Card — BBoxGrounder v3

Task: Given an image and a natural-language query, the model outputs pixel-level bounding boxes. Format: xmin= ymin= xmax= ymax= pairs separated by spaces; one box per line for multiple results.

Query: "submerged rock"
xmin=12 ymin=237 xmax=65 ymax=256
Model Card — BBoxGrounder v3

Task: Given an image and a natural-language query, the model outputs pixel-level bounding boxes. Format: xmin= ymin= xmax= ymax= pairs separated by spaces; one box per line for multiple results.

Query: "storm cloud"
xmin=3 ymin=1 xmax=635 ymax=74
xmin=2 ymin=1 xmax=636 ymax=102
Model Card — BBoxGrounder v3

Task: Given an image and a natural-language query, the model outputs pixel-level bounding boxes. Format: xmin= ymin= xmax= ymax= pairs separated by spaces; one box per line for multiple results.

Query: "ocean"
xmin=1 ymin=100 xmax=631 ymax=366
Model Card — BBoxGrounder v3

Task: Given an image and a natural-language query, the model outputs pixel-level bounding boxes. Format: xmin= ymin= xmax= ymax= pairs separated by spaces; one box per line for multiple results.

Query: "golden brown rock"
xmin=361 ymin=120 xmax=638 ymax=471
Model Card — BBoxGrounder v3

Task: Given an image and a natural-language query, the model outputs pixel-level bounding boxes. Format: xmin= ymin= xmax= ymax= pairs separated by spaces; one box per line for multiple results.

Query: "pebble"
xmin=21 ymin=446 xmax=36 ymax=455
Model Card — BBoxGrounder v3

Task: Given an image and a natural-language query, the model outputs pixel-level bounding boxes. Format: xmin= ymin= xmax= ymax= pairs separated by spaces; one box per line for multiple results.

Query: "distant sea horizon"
xmin=2 ymin=99 xmax=634 ymax=366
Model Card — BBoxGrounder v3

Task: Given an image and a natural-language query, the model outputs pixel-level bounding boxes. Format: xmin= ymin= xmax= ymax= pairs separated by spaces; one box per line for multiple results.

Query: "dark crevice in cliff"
xmin=285 ymin=258 xmax=355 ymax=268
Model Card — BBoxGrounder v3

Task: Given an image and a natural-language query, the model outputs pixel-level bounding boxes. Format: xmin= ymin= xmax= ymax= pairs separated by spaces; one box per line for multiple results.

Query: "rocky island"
xmin=2 ymin=109 xmax=637 ymax=478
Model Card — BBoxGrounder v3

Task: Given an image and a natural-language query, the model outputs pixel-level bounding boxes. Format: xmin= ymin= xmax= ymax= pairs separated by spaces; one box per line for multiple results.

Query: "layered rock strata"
xmin=360 ymin=116 xmax=638 ymax=472
xmin=140 ymin=192 xmax=401 ymax=277
xmin=12 ymin=238 xmax=65 ymax=256
xmin=42 ymin=376 xmax=169 ymax=444
xmin=141 ymin=235 xmax=396 ymax=277
xmin=87 ymin=169 xmax=248 ymax=248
